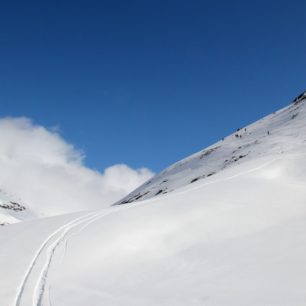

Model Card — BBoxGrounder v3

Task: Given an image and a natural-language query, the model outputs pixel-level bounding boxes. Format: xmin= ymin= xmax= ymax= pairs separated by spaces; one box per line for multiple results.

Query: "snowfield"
xmin=1 ymin=92 xmax=306 ymax=305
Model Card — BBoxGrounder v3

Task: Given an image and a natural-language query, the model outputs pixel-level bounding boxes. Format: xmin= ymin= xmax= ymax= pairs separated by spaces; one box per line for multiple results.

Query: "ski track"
xmin=14 ymin=206 xmax=123 ymax=306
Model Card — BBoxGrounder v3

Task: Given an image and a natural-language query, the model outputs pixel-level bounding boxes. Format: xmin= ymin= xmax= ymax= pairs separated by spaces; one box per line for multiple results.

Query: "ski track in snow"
xmin=14 ymin=206 xmax=123 ymax=306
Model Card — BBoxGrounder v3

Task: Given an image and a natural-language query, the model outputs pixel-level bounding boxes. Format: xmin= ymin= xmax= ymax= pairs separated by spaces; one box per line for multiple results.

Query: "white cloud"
xmin=0 ymin=117 xmax=154 ymax=217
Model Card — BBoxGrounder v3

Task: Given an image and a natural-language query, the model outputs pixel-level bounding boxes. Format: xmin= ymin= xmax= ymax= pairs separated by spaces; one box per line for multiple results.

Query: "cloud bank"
xmin=0 ymin=118 xmax=154 ymax=217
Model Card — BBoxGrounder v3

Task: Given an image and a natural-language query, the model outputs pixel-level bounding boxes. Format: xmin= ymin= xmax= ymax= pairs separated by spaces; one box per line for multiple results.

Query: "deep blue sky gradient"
xmin=1 ymin=0 xmax=306 ymax=171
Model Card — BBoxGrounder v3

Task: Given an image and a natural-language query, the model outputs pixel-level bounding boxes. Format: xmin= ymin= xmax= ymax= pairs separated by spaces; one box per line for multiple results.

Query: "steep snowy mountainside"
xmin=118 ymin=91 xmax=306 ymax=205
xmin=0 ymin=189 xmax=34 ymax=225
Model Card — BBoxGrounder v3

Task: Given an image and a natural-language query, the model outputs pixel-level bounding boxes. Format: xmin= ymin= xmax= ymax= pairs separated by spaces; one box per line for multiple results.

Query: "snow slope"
xmin=0 ymin=92 xmax=306 ymax=306
xmin=118 ymin=91 xmax=306 ymax=204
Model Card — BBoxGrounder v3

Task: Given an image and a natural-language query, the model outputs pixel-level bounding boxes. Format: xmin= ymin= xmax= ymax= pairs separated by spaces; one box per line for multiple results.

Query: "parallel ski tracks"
xmin=14 ymin=207 xmax=120 ymax=306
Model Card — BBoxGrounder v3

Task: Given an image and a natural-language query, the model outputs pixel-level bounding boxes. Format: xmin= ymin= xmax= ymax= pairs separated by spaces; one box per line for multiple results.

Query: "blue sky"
xmin=1 ymin=0 xmax=306 ymax=172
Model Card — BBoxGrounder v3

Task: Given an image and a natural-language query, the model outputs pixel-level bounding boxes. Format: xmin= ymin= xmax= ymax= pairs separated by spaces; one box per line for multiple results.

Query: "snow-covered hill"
xmin=0 ymin=189 xmax=34 ymax=226
xmin=117 ymin=91 xmax=306 ymax=205
xmin=0 ymin=91 xmax=306 ymax=306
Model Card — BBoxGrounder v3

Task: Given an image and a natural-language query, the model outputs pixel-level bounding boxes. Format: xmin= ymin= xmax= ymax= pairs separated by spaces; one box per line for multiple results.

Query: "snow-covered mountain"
xmin=117 ymin=91 xmax=306 ymax=205
xmin=0 ymin=189 xmax=34 ymax=226
xmin=0 ymin=91 xmax=306 ymax=306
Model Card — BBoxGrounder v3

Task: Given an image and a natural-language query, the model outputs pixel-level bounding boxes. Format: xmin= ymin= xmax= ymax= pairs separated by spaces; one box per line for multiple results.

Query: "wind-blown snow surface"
xmin=1 ymin=94 xmax=306 ymax=305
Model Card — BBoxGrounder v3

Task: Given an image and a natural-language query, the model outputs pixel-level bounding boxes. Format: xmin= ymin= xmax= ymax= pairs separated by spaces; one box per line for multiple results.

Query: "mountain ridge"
xmin=117 ymin=91 xmax=306 ymax=205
